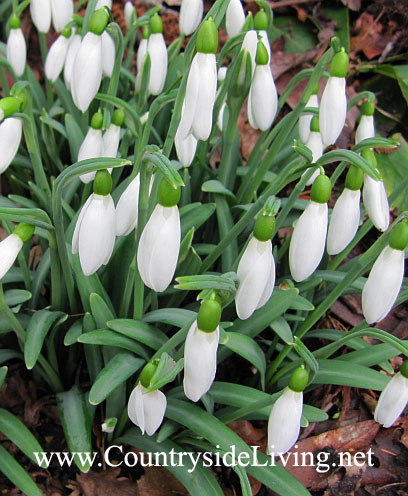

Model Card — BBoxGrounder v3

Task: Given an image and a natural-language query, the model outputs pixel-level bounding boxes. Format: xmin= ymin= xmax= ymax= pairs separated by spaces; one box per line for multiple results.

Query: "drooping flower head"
xmin=0 ymin=223 xmax=35 ymax=280
xmin=45 ymin=24 xmax=72 ymax=83
xmin=179 ymin=0 xmax=203 ymax=36
xmin=0 ymin=94 xmax=25 ymax=174
xmin=50 ymin=0 xmax=73 ymax=33
xmin=30 ymin=0 xmax=52 ymax=33
xmin=225 ymin=0 xmax=245 ymax=38
xmin=78 ymin=109 xmax=105 ymax=183
xmin=355 ymin=100 xmax=375 ymax=144
xmin=124 ymin=1 xmax=137 ymax=30
xmin=7 ymin=14 xmax=26 ymax=77
xmin=147 ymin=13 xmax=168 ymax=96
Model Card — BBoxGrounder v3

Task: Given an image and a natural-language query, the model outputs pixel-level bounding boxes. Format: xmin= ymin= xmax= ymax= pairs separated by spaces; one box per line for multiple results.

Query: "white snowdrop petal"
xmin=0 ymin=234 xmax=23 ymax=279
xmin=124 ymin=1 xmax=135 ymax=29
xmin=362 ymin=246 xmax=405 ymax=324
xmin=135 ymin=39 xmax=148 ymax=91
xmin=102 ymin=124 xmax=120 ymax=158
xmin=115 ymin=175 xmax=141 ymax=236
xmin=319 ymin=77 xmax=347 ymax=146
xmin=241 ymin=30 xmax=258 ymax=75
xmin=78 ymin=128 xmax=104 ymax=183
xmin=7 ymin=29 xmax=26 ymax=77
xmin=64 ymin=33 xmax=81 ymax=90
xmin=256 ymin=255 xmax=276 ymax=310
xmin=95 ymin=0 xmax=111 ymax=9
xmin=127 ymin=384 xmax=145 ymax=434
xmin=183 ymin=322 xmax=219 ymax=402
xmin=268 ymin=388 xmax=303 ymax=455
xmin=142 ymin=389 xmax=167 ymax=436
xmin=225 ymin=0 xmax=245 ymax=38
xmin=101 ymin=32 xmax=115 ymax=78
xmin=179 ymin=0 xmax=203 ymax=35
xmin=327 ymin=188 xmax=361 ymax=255
xmin=299 ymin=94 xmax=319 ymax=144
xmin=72 ymin=194 xmax=93 ymax=254
xmin=355 ymin=114 xmax=375 ymax=144
xmin=305 ymin=131 xmax=323 ymax=163
xmin=175 ymin=125 xmax=197 ymax=167
xmin=45 ymin=35 xmax=70 ymax=82
xmin=249 ymin=65 xmax=278 ymax=131
xmin=0 ymin=117 xmax=22 ymax=174
xmin=147 ymin=33 xmax=168 ymax=95
xmin=192 ymin=53 xmax=217 ymax=141
xmin=51 ymin=0 xmax=73 ymax=33
xmin=30 ymin=0 xmax=51 ymax=33
xmin=72 ymin=33 xmax=103 ymax=112
xmin=178 ymin=53 xmax=200 ymax=139
xmin=374 ymin=373 xmax=408 ymax=428
xmin=363 ymin=173 xmax=389 ymax=232
xmin=289 ymin=201 xmax=328 ymax=282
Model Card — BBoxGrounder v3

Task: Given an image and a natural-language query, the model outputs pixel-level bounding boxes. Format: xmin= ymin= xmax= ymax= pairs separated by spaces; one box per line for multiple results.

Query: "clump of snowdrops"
xmin=0 ymin=0 xmax=407 ymax=494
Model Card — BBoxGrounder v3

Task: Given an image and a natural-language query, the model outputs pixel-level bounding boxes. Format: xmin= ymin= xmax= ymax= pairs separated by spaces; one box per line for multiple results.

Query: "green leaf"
xmin=64 ymin=319 xmax=83 ymax=346
xmin=89 ymin=353 xmax=144 ymax=405
xmin=0 ymin=444 xmax=43 ymax=496
xmin=65 ymin=113 xmax=84 ymax=162
xmin=322 ymin=7 xmax=350 ymax=52
xmin=40 ymin=115 xmax=68 ymax=139
xmin=369 ymin=64 xmax=408 ymax=105
xmin=316 ymin=149 xmax=381 ymax=180
xmin=56 ymin=386 xmax=93 ymax=473
xmin=90 ymin=292 xmax=115 ymax=328
xmin=24 ymin=310 xmax=67 ymax=369
xmin=178 ymin=227 xmax=195 ymax=265
xmin=180 ymin=202 xmax=216 ymax=237
xmin=292 ymin=140 xmax=313 ymax=163
xmin=144 ymin=308 xmax=196 ymax=328
xmin=270 ymin=317 xmax=293 ymax=344
xmin=78 ymin=330 xmax=150 ymax=360
xmin=289 ymin=295 xmax=315 ymax=311
xmin=0 ymin=408 xmax=44 ymax=466
xmin=202 ymin=180 xmax=236 ymax=200
xmin=293 ymin=337 xmax=319 ymax=377
xmin=148 ymin=354 xmax=184 ymax=391
xmin=4 ymin=289 xmax=32 ymax=307
xmin=0 ymin=366 xmax=7 ymax=388
xmin=107 ymin=319 xmax=167 ymax=350
xmin=271 ymin=16 xmax=316 ymax=54
xmin=144 ymin=152 xmax=184 ymax=188
xmin=0 ymin=349 xmax=22 ymax=365
xmin=223 ymin=333 xmax=266 ymax=389
xmin=175 ymin=274 xmax=237 ymax=292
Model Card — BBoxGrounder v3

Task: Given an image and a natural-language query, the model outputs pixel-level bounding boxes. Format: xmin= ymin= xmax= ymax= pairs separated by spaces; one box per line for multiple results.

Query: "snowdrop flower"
xmin=103 ymin=108 xmax=124 ymax=158
xmin=0 ymin=117 xmax=23 ymax=174
xmin=175 ymin=104 xmax=198 ymax=167
xmin=177 ymin=18 xmax=218 ymax=141
xmin=45 ymin=25 xmax=72 ymax=83
xmin=146 ymin=14 xmax=168 ymax=95
xmin=63 ymin=28 xmax=81 ymax=90
xmin=289 ymin=173 xmax=331 ymax=282
xmin=319 ymin=49 xmax=348 ymax=146
xmin=184 ymin=299 xmax=221 ymax=402
xmin=95 ymin=0 xmax=111 ymax=9
xmin=179 ymin=0 xmax=203 ymax=35
xmin=374 ymin=361 xmax=408 ymax=428
xmin=362 ymin=149 xmax=389 ymax=232
xmin=355 ymin=101 xmax=375 ymax=144
xmin=7 ymin=14 xmax=26 ymax=77
xmin=302 ymin=117 xmax=324 ymax=186
xmin=135 ymin=27 xmax=149 ymax=92
xmin=0 ymin=224 xmax=34 ymax=280
xmin=235 ymin=213 xmax=275 ymax=320
xmin=72 ymin=170 xmax=116 ymax=276
xmin=124 ymin=1 xmax=136 ymax=29
xmin=30 ymin=0 xmax=51 ymax=33
xmin=51 ymin=0 xmax=73 ymax=33
xmin=299 ymin=91 xmax=319 ymax=144
xmin=362 ymin=221 xmax=408 ymax=324
xmin=268 ymin=368 xmax=308 ymax=455
xmin=253 ymin=8 xmax=271 ymax=59
xmin=248 ymin=41 xmax=278 ymax=132
xmin=71 ymin=8 xmax=108 ymax=112
xmin=137 ymin=179 xmax=181 ymax=292
xmin=78 ymin=110 xmax=104 ymax=183
xmin=225 ymin=0 xmax=245 ymax=38
xmin=327 ymin=166 xmax=362 ymax=255
xmin=101 ymin=31 xmax=115 ymax=78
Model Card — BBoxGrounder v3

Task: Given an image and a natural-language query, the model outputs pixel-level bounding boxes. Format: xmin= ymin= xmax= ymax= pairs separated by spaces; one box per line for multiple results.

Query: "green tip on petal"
xmin=93 ymin=170 xmax=112 ymax=196
xmin=255 ymin=40 xmax=269 ymax=65
xmin=345 ymin=165 xmax=363 ymax=191
xmin=112 ymin=108 xmax=125 ymax=127
xmin=91 ymin=110 xmax=103 ymax=130
xmin=361 ymin=100 xmax=375 ymax=116
xmin=254 ymin=9 xmax=268 ymax=31
xmin=61 ymin=24 xmax=72 ymax=38
xmin=150 ymin=13 xmax=163 ymax=34
xmin=311 ymin=173 xmax=331 ymax=204
xmin=289 ymin=367 xmax=309 ymax=392
xmin=361 ymin=148 xmax=377 ymax=169
xmin=400 ymin=361 xmax=408 ymax=379
xmin=139 ymin=360 xmax=159 ymax=388
xmin=158 ymin=178 xmax=181 ymax=207
xmin=142 ymin=25 xmax=149 ymax=39
xmin=310 ymin=116 xmax=320 ymax=132
xmin=197 ymin=299 xmax=221 ymax=333
xmin=10 ymin=13 xmax=20 ymax=29
xmin=88 ymin=8 xmax=109 ymax=35
xmin=196 ymin=18 xmax=218 ymax=54
xmin=13 ymin=223 xmax=35 ymax=243
xmin=0 ymin=97 xmax=21 ymax=119
xmin=330 ymin=48 xmax=349 ymax=78
xmin=389 ymin=221 xmax=408 ymax=251
xmin=253 ymin=213 xmax=275 ymax=241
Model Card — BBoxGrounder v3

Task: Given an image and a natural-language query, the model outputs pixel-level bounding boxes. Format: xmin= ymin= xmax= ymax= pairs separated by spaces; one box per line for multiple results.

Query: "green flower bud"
xmin=88 ymin=8 xmax=109 ymax=36
xmin=254 ymin=213 xmax=275 ymax=241
xmin=197 ymin=299 xmax=221 ymax=333
xmin=91 ymin=110 xmax=103 ymax=130
xmin=112 ymin=108 xmax=125 ymax=127
xmin=310 ymin=173 xmax=331 ymax=204
xmin=255 ymin=40 xmax=269 ymax=65
xmin=0 ymin=97 xmax=21 ymax=120
xmin=289 ymin=367 xmax=309 ymax=392
xmin=93 ymin=170 xmax=112 ymax=196
xmin=150 ymin=13 xmax=163 ymax=34
xmin=330 ymin=48 xmax=349 ymax=78
xmin=361 ymin=100 xmax=375 ymax=116
xmin=61 ymin=24 xmax=72 ymax=38
xmin=158 ymin=178 xmax=181 ymax=207
xmin=345 ymin=165 xmax=363 ymax=191
xmin=142 ymin=26 xmax=149 ymax=39
xmin=362 ymin=148 xmax=377 ymax=169
xmin=10 ymin=13 xmax=20 ymax=29
xmin=254 ymin=9 xmax=268 ymax=31
xmin=401 ymin=361 xmax=408 ymax=379
xmin=13 ymin=223 xmax=35 ymax=243
xmin=196 ymin=18 xmax=218 ymax=54
xmin=389 ymin=221 xmax=408 ymax=251
xmin=139 ymin=360 xmax=159 ymax=388
xmin=310 ymin=116 xmax=319 ymax=132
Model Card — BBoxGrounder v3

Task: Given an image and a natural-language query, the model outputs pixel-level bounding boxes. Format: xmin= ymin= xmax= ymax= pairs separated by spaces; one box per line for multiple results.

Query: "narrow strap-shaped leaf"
xmin=0 ymin=444 xmax=43 ymax=496
xmin=78 ymin=330 xmax=150 ymax=360
xmin=107 ymin=319 xmax=167 ymax=350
